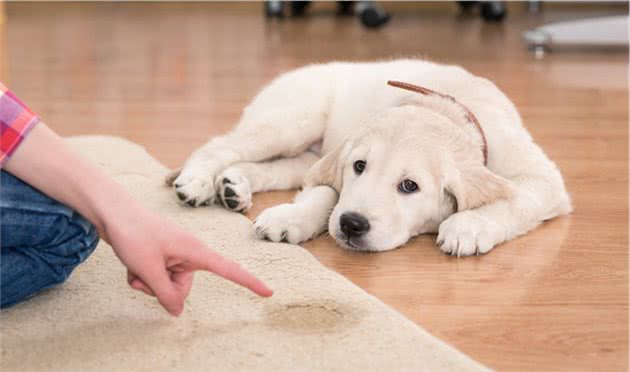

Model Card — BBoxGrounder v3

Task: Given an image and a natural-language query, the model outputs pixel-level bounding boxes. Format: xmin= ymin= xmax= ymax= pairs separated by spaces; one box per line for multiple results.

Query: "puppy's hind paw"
xmin=164 ymin=167 xmax=182 ymax=186
xmin=215 ymin=168 xmax=253 ymax=213
xmin=172 ymin=173 xmax=216 ymax=207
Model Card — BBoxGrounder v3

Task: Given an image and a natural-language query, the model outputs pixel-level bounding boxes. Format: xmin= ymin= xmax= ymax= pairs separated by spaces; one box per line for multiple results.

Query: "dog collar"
xmin=387 ymin=80 xmax=488 ymax=166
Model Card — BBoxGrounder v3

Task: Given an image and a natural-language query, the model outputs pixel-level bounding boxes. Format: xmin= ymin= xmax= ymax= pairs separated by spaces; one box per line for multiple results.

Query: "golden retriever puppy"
xmin=169 ymin=60 xmax=572 ymax=256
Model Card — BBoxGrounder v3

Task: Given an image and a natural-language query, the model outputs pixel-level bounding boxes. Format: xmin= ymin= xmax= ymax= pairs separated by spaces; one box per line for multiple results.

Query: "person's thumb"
xmin=143 ymin=268 xmax=185 ymax=316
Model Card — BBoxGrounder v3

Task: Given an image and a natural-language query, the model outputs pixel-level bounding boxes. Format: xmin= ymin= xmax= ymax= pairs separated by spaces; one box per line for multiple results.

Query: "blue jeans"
xmin=1 ymin=171 xmax=99 ymax=308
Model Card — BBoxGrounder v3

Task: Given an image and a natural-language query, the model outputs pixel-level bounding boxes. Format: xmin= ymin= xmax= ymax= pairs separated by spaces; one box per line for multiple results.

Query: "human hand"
xmin=3 ymin=123 xmax=272 ymax=316
xmin=103 ymin=206 xmax=272 ymax=316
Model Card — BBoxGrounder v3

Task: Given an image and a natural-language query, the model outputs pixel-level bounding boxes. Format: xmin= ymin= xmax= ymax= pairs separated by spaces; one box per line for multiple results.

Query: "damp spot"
xmin=264 ymin=300 xmax=360 ymax=333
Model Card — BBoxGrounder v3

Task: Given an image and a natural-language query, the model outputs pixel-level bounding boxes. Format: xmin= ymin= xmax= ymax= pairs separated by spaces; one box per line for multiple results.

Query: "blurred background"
xmin=0 ymin=1 xmax=626 ymax=168
xmin=0 ymin=2 xmax=627 ymax=371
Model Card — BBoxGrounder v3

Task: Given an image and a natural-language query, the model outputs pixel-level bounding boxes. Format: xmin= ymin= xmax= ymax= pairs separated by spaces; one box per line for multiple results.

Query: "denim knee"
xmin=42 ymin=211 xmax=100 ymax=280
xmin=1 ymin=210 xmax=100 ymax=308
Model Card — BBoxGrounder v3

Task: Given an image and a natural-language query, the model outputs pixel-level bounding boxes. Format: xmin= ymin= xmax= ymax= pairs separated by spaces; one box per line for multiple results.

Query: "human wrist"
xmin=89 ymin=181 xmax=148 ymax=244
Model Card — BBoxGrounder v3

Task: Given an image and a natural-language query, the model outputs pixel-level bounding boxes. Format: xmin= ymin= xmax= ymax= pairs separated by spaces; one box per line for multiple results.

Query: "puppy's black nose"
xmin=340 ymin=212 xmax=370 ymax=238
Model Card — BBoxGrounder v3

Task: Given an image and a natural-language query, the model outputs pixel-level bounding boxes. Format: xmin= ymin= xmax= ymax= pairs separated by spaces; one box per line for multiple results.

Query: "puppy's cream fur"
xmin=171 ymin=60 xmax=572 ymax=256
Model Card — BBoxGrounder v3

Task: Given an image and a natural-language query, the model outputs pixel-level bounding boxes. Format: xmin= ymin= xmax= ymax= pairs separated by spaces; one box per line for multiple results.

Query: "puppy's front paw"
xmin=173 ymin=168 xmax=216 ymax=207
xmin=215 ymin=168 xmax=252 ymax=213
xmin=437 ymin=211 xmax=500 ymax=257
xmin=254 ymin=204 xmax=317 ymax=244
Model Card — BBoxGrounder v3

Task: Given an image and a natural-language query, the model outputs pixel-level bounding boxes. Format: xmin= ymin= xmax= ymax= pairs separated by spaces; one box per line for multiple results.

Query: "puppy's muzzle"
xmin=340 ymin=212 xmax=370 ymax=238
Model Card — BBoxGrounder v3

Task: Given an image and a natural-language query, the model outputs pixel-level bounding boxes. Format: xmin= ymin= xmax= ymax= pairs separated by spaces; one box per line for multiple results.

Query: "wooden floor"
xmin=4 ymin=2 xmax=628 ymax=371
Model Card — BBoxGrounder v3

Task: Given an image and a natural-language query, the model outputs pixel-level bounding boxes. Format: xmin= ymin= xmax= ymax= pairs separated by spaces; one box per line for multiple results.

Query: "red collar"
xmin=387 ymin=80 xmax=488 ymax=166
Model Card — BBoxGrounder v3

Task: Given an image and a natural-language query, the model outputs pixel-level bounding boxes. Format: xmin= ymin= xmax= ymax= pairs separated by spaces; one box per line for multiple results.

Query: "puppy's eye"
xmin=353 ymin=160 xmax=366 ymax=174
xmin=399 ymin=179 xmax=419 ymax=193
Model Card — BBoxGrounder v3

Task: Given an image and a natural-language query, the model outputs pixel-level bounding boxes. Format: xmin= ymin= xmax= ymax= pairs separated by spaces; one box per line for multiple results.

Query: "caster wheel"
xmin=457 ymin=1 xmax=479 ymax=12
xmin=265 ymin=1 xmax=285 ymax=18
xmin=290 ymin=1 xmax=310 ymax=17
xmin=359 ymin=7 xmax=390 ymax=29
xmin=337 ymin=1 xmax=355 ymax=16
xmin=480 ymin=1 xmax=506 ymax=22
xmin=523 ymin=29 xmax=551 ymax=58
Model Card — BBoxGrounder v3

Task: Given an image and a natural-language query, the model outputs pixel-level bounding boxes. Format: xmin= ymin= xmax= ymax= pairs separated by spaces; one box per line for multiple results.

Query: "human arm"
xmin=3 ymin=123 xmax=272 ymax=316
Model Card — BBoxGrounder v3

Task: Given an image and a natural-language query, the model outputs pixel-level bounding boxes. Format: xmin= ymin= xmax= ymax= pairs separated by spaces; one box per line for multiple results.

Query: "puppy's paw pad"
xmin=215 ymin=169 xmax=252 ymax=213
xmin=173 ymin=176 xmax=215 ymax=207
xmin=437 ymin=211 xmax=497 ymax=257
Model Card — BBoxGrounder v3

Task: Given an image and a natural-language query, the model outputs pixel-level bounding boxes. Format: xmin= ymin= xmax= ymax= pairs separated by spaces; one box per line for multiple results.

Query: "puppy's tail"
xmin=164 ymin=167 xmax=182 ymax=186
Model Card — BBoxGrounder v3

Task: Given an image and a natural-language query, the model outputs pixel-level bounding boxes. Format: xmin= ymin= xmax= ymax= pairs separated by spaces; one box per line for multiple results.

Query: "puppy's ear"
xmin=304 ymin=141 xmax=350 ymax=193
xmin=444 ymin=163 xmax=513 ymax=212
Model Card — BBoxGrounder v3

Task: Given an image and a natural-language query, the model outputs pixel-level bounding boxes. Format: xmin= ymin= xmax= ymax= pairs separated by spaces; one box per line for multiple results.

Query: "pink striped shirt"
xmin=0 ymin=83 xmax=40 ymax=166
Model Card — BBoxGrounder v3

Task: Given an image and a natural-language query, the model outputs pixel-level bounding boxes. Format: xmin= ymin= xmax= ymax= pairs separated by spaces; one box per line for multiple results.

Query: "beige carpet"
xmin=1 ymin=137 xmax=489 ymax=372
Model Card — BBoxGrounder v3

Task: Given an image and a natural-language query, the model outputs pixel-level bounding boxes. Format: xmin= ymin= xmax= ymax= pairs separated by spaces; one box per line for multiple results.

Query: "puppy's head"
xmin=306 ymin=107 xmax=512 ymax=252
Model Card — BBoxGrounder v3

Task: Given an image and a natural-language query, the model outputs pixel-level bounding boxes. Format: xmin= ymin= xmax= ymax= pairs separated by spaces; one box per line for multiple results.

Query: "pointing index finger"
xmin=193 ymin=247 xmax=273 ymax=297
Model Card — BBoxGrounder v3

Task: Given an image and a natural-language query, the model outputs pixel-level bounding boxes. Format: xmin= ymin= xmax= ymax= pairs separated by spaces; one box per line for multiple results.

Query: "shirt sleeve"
xmin=0 ymin=82 xmax=40 ymax=167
